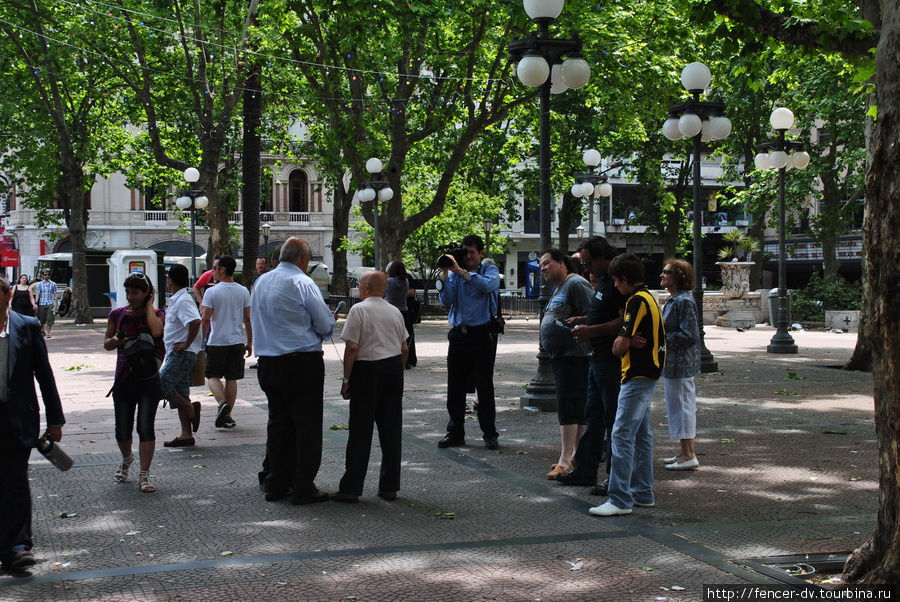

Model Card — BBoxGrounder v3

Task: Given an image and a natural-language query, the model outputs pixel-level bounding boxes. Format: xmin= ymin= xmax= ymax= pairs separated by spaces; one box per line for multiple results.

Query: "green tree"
xmin=0 ymin=0 xmax=125 ymax=323
xmin=703 ymin=0 xmax=898 ymax=585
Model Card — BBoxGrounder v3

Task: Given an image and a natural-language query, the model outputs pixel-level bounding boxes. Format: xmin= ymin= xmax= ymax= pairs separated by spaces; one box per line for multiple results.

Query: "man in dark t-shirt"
xmin=556 ymin=237 xmax=625 ymax=492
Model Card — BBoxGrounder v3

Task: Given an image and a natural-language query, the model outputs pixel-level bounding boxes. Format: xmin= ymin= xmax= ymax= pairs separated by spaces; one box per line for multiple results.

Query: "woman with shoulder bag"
xmin=386 ymin=261 xmax=417 ymax=369
xmin=103 ymin=273 xmax=165 ymax=492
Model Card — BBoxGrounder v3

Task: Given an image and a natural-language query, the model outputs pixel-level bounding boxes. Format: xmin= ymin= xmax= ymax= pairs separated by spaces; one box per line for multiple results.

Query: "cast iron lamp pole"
xmin=509 ymin=0 xmax=590 ymax=411
xmin=662 ymin=62 xmax=733 ymax=373
xmin=357 ymin=157 xmax=394 ymax=270
xmin=572 ymin=149 xmax=614 ymax=237
xmin=754 ymin=107 xmax=810 ymax=354
xmin=175 ymin=167 xmax=208 ymax=283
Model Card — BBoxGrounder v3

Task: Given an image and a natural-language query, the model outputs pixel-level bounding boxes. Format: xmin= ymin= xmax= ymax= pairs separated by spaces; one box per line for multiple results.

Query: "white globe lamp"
xmin=770 ymin=107 xmax=794 ymax=131
xmin=678 ymin=113 xmax=702 ymax=138
xmin=365 ymin=158 xmax=383 ymax=174
xmin=559 ymin=56 xmax=590 ymax=89
xmin=680 ymin=62 xmax=711 ymax=92
xmin=662 ymin=118 xmax=682 ymax=141
xmin=517 ymin=54 xmax=550 ymax=87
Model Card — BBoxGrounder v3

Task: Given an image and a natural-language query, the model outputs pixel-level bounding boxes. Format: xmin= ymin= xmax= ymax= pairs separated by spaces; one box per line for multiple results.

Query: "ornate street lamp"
xmin=754 ymin=107 xmax=810 ymax=354
xmin=509 ymin=0 xmax=590 ymax=411
xmin=662 ymin=62 xmax=732 ymax=373
xmin=483 ymin=218 xmax=493 ymax=257
xmin=175 ymin=167 xmax=208 ymax=282
xmin=357 ymin=157 xmax=393 ymax=270
xmin=571 ymin=149 xmax=614 ymax=237
xmin=260 ymin=221 xmax=271 ymax=263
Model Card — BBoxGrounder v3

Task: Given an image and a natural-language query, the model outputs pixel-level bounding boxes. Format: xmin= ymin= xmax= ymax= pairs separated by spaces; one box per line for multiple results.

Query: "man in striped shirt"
xmin=589 ymin=253 xmax=665 ymax=517
xmin=35 ymin=271 xmax=58 ymax=338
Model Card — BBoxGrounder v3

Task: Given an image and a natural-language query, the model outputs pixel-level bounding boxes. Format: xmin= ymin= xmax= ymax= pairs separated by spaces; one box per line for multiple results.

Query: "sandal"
xmin=115 ymin=454 xmax=134 ymax=483
xmin=138 ymin=470 xmax=155 ymax=493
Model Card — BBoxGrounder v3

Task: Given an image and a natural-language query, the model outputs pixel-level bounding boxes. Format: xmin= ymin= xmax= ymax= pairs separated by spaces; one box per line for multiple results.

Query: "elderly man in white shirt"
xmin=250 ymin=237 xmax=335 ymax=505
xmin=331 ymin=271 xmax=408 ymax=504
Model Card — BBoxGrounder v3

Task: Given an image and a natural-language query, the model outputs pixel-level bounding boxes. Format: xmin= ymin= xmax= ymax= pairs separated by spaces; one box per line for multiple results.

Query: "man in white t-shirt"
xmin=160 ymin=264 xmax=202 ymax=447
xmin=200 ymin=256 xmax=252 ymax=429
xmin=331 ymin=271 xmax=408 ymax=503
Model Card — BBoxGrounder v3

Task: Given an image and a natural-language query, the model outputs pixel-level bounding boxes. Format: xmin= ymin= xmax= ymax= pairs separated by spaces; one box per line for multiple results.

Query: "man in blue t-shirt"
xmin=437 ymin=234 xmax=500 ymax=450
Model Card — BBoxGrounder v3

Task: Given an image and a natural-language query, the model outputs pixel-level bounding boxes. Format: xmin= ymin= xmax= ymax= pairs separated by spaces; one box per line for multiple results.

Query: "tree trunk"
xmin=60 ymin=164 xmax=92 ymax=324
xmin=330 ymin=185 xmax=352 ymax=296
xmin=557 ymin=191 xmax=577 ymax=252
xmin=843 ymin=1 xmax=900 ymax=582
xmin=241 ymin=65 xmax=262 ymax=286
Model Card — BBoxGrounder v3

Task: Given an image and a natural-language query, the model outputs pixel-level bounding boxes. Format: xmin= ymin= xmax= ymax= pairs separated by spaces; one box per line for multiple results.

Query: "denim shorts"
xmin=159 ymin=350 xmax=197 ymax=400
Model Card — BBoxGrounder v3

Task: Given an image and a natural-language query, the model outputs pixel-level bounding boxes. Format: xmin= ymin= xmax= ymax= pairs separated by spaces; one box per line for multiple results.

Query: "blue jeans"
xmin=569 ymin=360 xmax=620 ymax=481
xmin=607 ymin=377 xmax=658 ymax=509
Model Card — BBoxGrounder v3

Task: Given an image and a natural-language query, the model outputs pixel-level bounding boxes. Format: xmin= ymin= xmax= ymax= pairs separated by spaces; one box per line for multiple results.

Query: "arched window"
xmin=289 ymin=169 xmax=308 ymax=213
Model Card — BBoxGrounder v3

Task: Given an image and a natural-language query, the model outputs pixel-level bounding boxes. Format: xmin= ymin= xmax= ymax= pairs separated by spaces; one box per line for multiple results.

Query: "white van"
xmin=307 ymin=263 xmax=331 ymax=300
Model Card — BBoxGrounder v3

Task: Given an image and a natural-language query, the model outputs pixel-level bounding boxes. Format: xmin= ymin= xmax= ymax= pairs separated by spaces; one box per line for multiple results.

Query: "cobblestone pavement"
xmin=0 ymin=319 xmax=875 ymax=601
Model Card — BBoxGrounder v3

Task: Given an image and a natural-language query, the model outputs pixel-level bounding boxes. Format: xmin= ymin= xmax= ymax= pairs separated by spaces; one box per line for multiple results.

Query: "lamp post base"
xmin=519 ymin=350 xmax=557 ymax=412
xmin=699 ymin=353 xmax=719 ymax=373
xmin=767 ymin=333 xmax=798 ymax=354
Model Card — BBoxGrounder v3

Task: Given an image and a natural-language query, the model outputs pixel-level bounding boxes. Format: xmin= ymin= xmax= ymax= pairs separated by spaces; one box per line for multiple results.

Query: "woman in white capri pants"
xmin=659 ymin=258 xmax=701 ymax=470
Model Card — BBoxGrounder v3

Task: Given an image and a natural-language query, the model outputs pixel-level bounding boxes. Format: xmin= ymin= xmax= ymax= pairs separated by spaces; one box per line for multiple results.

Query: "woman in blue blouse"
xmin=659 ymin=259 xmax=701 ymax=470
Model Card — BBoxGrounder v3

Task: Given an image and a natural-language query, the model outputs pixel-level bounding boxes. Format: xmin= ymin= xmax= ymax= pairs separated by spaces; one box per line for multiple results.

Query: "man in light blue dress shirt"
xmin=250 ymin=237 xmax=335 ymax=505
xmin=437 ymin=234 xmax=500 ymax=450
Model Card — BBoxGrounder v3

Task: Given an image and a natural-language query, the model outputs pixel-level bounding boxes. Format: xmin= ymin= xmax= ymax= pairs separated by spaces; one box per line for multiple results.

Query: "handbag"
xmin=190 ymin=350 xmax=206 ymax=387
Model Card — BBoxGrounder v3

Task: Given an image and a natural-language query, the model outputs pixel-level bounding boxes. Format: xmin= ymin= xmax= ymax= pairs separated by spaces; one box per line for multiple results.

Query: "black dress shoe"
xmin=377 ymin=491 xmax=397 ymax=501
xmin=556 ymin=472 xmax=597 ymax=487
xmin=437 ymin=434 xmax=465 ymax=448
xmin=265 ymin=488 xmax=292 ymax=501
xmin=330 ymin=491 xmax=359 ymax=503
xmin=483 ymin=435 xmax=499 ymax=450
xmin=292 ymin=491 xmax=330 ymax=505
xmin=590 ymin=477 xmax=610 ymax=496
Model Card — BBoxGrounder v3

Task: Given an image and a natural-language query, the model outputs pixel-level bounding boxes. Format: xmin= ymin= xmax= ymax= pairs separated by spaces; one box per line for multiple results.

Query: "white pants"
xmin=664 ymin=376 xmax=696 ymax=440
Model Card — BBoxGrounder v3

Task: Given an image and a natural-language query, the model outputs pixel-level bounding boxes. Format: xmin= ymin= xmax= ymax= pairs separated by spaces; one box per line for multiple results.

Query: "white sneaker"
xmin=633 ymin=501 xmax=655 ymax=508
xmin=665 ymin=457 xmax=699 ymax=470
xmin=663 ymin=456 xmax=678 ymax=464
xmin=588 ymin=501 xmax=632 ymax=516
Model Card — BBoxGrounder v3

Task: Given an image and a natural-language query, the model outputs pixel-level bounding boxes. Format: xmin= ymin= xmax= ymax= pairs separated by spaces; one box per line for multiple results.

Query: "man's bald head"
xmin=279 ymin=237 xmax=311 ymax=269
xmin=359 ymin=271 xmax=387 ymax=299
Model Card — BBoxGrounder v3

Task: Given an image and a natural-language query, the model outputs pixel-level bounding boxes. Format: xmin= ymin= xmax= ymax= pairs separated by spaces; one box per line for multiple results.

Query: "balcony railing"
xmin=229 ymin=211 xmax=242 ymax=224
xmin=260 ymin=211 xmax=275 ymax=223
xmin=145 ymin=210 xmax=168 ymax=223
xmin=289 ymin=212 xmax=310 ymax=224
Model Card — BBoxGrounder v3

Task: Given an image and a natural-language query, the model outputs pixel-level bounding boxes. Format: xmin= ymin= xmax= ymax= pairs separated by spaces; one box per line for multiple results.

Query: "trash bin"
xmin=768 ymin=288 xmax=792 ymax=325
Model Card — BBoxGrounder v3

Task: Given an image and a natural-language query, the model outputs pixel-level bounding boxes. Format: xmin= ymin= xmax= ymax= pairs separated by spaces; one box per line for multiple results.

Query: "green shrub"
xmin=792 ymin=273 xmax=861 ymax=321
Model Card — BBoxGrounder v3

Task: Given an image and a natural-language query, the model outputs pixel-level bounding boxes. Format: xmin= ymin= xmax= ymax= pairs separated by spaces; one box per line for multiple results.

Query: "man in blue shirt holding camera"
xmin=437 ymin=235 xmax=501 ymax=450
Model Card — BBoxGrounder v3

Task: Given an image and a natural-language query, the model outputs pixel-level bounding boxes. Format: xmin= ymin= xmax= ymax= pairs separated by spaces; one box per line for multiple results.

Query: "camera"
xmin=436 ymin=244 xmax=468 ymax=269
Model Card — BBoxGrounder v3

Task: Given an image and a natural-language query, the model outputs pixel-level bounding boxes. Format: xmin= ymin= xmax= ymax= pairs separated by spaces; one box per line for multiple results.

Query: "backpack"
xmin=122 ymin=332 xmax=162 ymax=380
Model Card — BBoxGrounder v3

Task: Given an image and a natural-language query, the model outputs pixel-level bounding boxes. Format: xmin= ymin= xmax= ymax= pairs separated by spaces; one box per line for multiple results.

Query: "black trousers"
xmin=258 ymin=352 xmax=324 ymax=496
xmin=446 ymin=327 xmax=497 ymax=439
xmin=339 ymin=356 xmax=404 ymax=496
xmin=401 ymin=310 xmax=417 ymax=367
xmin=0 ymin=405 xmax=33 ymax=563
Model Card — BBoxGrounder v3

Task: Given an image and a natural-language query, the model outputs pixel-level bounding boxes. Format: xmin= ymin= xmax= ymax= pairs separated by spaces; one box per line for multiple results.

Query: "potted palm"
xmin=716 ymin=232 xmax=760 ymax=299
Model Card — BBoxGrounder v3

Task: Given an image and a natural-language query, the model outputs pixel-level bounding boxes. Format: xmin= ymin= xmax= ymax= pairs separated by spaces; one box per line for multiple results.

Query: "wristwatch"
xmin=342 ymin=378 xmax=350 ymax=384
